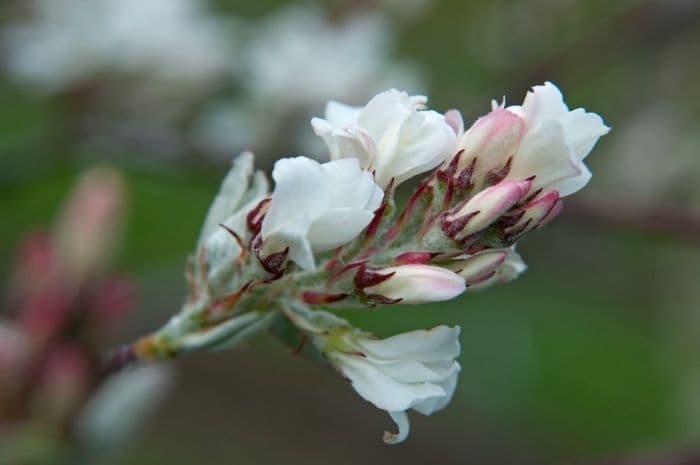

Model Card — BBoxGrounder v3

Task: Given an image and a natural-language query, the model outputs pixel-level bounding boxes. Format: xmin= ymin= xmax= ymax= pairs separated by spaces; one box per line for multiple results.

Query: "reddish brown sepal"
xmin=259 ymin=247 xmax=289 ymax=278
xmin=301 ymin=291 xmax=348 ymax=305
xmin=366 ymin=294 xmax=403 ymax=305
xmin=246 ymin=197 xmax=271 ymax=236
xmin=327 ymin=260 xmax=367 ymax=285
xmin=485 ymin=157 xmax=512 ymax=186
xmin=324 ymin=247 xmax=344 ymax=271
xmin=218 ymin=223 xmax=247 ymax=250
xmin=440 ymin=210 xmax=479 ymax=239
xmin=206 ymin=280 xmax=253 ymax=318
xmin=393 ymin=251 xmax=438 ymax=265
xmin=456 ymin=157 xmax=476 ymax=191
xmin=436 ymin=150 xmax=463 ymax=183
xmin=354 ymin=264 xmax=395 ymax=289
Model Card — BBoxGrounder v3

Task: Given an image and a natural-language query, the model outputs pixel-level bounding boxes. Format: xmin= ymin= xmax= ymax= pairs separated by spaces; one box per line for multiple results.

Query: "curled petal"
xmin=384 ymin=411 xmax=410 ymax=444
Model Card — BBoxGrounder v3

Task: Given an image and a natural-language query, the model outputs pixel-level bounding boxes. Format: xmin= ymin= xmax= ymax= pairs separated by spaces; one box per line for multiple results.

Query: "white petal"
xmin=370 ymin=359 xmax=460 ymax=384
xmin=357 ymin=89 xmax=414 ymax=142
xmin=265 ymin=227 xmax=315 ymax=271
xmin=307 ymin=208 xmax=374 ymax=252
xmin=412 ymin=368 xmax=460 ymax=416
xmin=507 ymin=119 xmax=583 ymax=195
xmin=355 ymin=325 xmax=461 ymax=363
xmin=321 ymin=158 xmax=383 ymax=211
xmin=375 ymin=110 xmax=456 ymax=187
xmin=560 ymin=108 xmax=610 ymax=159
xmin=324 ymin=100 xmax=362 ymax=127
xmin=335 ymin=353 xmax=447 ymax=412
xmin=522 ymin=82 xmax=568 ymax=123
xmin=311 ymin=118 xmax=374 ymax=165
xmin=262 ymin=157 xmax=328 ymax=240
xmin=262 ymin=156 xmax=382 ymax=270
xmin=550 ymin=160 xmax=592 ymax=197
xmin=384 ymin=411 xmax=410 ymax=444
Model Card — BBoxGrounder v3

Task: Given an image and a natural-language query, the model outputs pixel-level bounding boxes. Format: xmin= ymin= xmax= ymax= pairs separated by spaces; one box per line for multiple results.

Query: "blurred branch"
xmin=100 ymin=343 xmax=138 ymax=377
xmin=518 ymin=0 xmax=700 ymax=88
xmin=566 ymin=198 xmax=700 ymax=246
xmin=584 ymin=448 xmax=700 ymax=465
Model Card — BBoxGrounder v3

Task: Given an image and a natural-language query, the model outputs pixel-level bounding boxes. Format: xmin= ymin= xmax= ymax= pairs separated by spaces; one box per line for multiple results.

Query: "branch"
xmin=99 ymin=342 xmax=138 ymax=376
xmin=566 ymin=198 xmax=700 ymax=246
xmin=585 ymin=447 xmax=700 ymax=465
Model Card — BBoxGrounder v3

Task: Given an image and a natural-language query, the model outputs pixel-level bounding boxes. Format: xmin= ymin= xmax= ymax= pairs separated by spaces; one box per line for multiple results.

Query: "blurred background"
xmin=1 ymin=0 xmax=699 ymax=464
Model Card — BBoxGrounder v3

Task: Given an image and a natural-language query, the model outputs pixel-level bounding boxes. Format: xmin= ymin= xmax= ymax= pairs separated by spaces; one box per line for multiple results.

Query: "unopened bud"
xmin=441 ymin=179 xmax=531 ymax=239
xmin=455 ymin=108 xmax=524 ymax=179
xmin=449 ymin=249 xmax=509 ymax=284
xmin=55 ymin=167 xmax=126 ymax=281
xmin=363 ymin=265 xmax=466 ymax=304
xmin=469 ymin=248 xmax=527 ymax=291
xmin=502 ymin=190 xmax=561 ymax=239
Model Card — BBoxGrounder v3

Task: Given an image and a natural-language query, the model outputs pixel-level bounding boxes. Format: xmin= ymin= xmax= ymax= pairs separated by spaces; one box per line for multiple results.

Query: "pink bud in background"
xmin=363 ymin=265 xmax=466 ymax=304
xmin=91 ymin=276 xmax=137 ymax=329
xmin=441 ymin=179 xmax=531 ymax=239
xmin=35 ymin=344 xmax=91 ymax=423
xmin=0 ymin=323 xmax=31 ymax=411
xmin=55 ymin=167 xmax=126 ymax=282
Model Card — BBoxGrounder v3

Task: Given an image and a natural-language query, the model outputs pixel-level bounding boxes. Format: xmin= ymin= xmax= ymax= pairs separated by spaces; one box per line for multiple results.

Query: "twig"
xmin=566 ymin=198 xmax=700 ymax=246
xmin=582 ymin=448 xmax=700 ymax=465
xmin=99 ymin=342 xmax=138 ymax=376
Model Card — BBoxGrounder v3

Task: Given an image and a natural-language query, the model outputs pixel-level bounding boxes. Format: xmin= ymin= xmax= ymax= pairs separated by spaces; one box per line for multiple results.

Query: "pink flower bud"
xmin=442 ymin=179 xmax=531 ymax=239
xmin=455 ymin=108 xmax=524 ymax=180
xmin=0 ymin=323 xmax=30 ymax=387
xmin=502 ymin=190 xmax=561 ymax=239
xmin=363 ymin=265 xmax=466 ymax=304
xmin=450 ymin=249 xmax=509 ymax=284
xmin=36 ymin=344 xmax=91 ymax=422
xmin=55 ymin=167 xmax=126 ymax=281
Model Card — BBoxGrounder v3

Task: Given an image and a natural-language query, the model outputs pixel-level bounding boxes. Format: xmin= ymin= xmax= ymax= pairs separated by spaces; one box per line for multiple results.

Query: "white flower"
xmin=504 ymin=82 xmax=610 ymax=195
xmin=363 ymin=264 xmax=466 ymax=304
xmin=312 ymin=89 xmax=457 ymax=188
xmin=324 ymin=325 xmax=461 ymax=444
xmin=261 ymin=157 xmax=383 ymax=271
xmin=3 ymin=0 xmax=229 ymax=94
xmin=456 ymin=82 xmax=609 ymax=197
xmin=242 ymin=7 xmax=422 ymax=108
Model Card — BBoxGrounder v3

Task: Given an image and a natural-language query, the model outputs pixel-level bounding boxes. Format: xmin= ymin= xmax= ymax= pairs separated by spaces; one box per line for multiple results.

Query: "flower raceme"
xmin=128 ymin=83 xmax=609 ymax=444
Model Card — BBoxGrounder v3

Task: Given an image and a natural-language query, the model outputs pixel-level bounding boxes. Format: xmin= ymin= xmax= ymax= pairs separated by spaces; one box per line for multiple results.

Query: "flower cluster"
xmin=137 ymin=82 xmax=608 ymax=443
